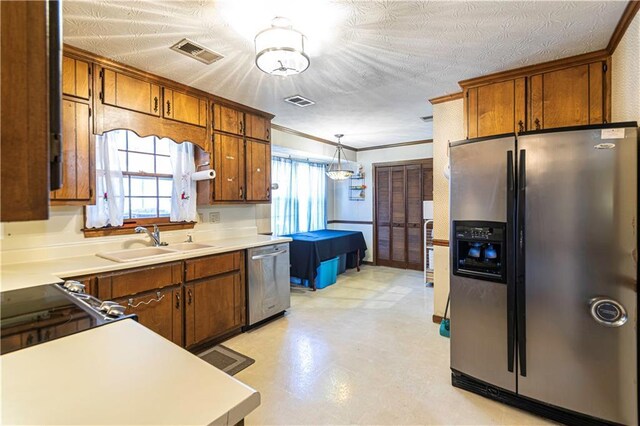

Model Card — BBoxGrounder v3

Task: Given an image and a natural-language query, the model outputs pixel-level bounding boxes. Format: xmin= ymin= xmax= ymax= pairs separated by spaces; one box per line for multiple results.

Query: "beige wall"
xmin=432 ymin=99 xmax=464 ymax=318
xmin=612 ymin=12 xmax=640 ymax=122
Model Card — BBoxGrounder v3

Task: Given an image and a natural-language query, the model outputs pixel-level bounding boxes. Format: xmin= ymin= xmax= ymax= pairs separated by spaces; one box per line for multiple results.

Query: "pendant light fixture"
xmin=254 ymin=17 xmax=310 ymax=77
xmin=326 ymin=134 xmax=354 ymax=181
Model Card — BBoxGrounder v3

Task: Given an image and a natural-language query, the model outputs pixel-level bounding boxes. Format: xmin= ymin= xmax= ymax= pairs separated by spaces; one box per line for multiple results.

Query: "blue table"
xmin=284 ymin=229 xmax=367 ymax=290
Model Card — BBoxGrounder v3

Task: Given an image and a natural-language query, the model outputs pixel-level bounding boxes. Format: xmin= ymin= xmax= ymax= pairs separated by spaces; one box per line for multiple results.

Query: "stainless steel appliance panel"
xmin=449 ymin=135 xmax=516 ymax=392
xmin=517 ymin=127 xmax=637 ymax=424
xmin=247 ymin=243 xmax=291 ymax=325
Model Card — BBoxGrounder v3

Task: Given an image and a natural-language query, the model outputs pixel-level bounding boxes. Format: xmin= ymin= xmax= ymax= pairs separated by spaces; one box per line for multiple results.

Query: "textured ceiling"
xmin=63 ymin=1 xmax=626 ymax=148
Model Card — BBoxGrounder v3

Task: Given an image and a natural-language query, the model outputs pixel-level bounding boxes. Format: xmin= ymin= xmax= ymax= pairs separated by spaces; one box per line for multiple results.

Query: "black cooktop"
xmin=0 ymin=284 xmax=98 ymax=355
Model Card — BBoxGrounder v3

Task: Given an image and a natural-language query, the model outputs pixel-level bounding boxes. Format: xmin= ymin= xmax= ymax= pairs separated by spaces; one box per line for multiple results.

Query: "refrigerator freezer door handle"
xmin=517 ymin=149 xmax=527 ymax=376
xmin=507 ymin=150 xmax=516 ymax=373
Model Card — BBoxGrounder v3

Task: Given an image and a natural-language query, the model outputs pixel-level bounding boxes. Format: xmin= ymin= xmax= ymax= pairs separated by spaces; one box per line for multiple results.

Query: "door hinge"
xmin=88 ymin=89 xmax=91 ymax=98
xmin=99 ymin=69 xmax=104 ymax=79
xmin=89 ymin=188 xmax=93 ymax=198
xmin=88 ymin=67 xmax=92 ymax=75
xmin=88 ymin=107 xmax=92 ymax=117
xmin=603 ymin=63 xmax=608 ymax=73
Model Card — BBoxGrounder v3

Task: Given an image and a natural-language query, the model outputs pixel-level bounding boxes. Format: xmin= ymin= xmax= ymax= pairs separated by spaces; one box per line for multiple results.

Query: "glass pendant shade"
xmin=255 ymin=18 xmax=309 ymax=77
xmin=326 ymin=134 xmax=354 ymax=181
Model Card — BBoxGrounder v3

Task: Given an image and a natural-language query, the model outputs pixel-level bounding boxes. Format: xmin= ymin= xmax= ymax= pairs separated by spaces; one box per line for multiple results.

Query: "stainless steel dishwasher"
xmin=247 ymin=243 xmax=290 ymax=326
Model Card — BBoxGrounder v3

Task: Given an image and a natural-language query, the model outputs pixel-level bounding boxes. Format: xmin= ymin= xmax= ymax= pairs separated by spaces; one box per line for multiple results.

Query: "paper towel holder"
xmin=196 ymin=162 xmax=210 ymax=170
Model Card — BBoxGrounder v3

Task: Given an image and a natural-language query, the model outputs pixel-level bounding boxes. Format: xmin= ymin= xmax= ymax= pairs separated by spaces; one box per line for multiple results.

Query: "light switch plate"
xmin=209 ymin=212 xmax=221 ymax=223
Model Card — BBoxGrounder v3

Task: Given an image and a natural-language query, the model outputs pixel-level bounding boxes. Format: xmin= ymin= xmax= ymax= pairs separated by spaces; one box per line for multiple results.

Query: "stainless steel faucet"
xmin=134 ymin=224 xmax=168 ymax=247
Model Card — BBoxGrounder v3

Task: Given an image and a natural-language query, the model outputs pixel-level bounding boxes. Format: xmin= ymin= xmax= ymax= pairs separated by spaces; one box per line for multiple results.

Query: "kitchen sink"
xmin=97 ymin=247 xmax=178 ymax=262
xmin=169 ymin=242 xmax=214 ymax=251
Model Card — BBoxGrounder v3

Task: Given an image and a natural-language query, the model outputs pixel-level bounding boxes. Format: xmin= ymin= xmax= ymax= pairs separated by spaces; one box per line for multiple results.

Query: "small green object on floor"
xmin=440 ymin=294 xmax=451 ymax=338
xmin=198 ymin=345 xmax=255 ymax=376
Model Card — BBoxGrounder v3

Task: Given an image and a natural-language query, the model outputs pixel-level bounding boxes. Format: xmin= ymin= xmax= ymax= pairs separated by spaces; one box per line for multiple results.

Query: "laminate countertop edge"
xmin=1 ymin=319 xmax=261 ymax=425
xmin=0 ymin=235 xmax=293 ymax=292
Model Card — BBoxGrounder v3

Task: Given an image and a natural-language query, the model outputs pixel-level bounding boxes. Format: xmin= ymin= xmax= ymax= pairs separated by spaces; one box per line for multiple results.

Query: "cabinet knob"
xmin=166 ymin=100 xmax=171 ymax=115
xmin=239 ymin=186 xmax=244 ymax=199
xmin=153 ymin=97 xmax=158 ymax=112
xmin=187 ymin=289 xmax=192 ymax=305
xmin=175 ymin=292 xmax=180 ymax=309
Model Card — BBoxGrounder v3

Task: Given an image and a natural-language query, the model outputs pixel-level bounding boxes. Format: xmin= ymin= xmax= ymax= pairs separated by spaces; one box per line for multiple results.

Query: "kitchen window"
xmin=83 ymin=130 xmax=196 ymax=237
xmin=271 ymin=156 xmax=326 ymax=235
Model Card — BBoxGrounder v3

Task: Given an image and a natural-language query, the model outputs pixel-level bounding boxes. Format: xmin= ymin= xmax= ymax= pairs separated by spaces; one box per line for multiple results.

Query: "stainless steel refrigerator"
xmin=449 ymin=123 xmax=638 ymax=425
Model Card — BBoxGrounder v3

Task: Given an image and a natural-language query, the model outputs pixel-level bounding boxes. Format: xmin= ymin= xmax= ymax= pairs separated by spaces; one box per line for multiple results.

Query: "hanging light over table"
xmin=326 ymin=134 xmax=354 ymax=181
xmin=254 ymin=17 xmax=309 ymax=77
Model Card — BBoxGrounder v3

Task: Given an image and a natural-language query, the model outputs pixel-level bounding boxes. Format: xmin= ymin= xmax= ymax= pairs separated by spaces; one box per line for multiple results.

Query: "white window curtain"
xmin=271 ymin=157 xmax=326 ymax=235
xmin=86 ymin=131 xmax=125 ymax=228
xmin=169 ymin=141 xmax=197 ymax=222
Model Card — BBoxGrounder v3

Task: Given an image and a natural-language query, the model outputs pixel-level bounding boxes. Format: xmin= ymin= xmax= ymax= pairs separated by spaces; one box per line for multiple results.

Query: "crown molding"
xmin=607 ymin=0 xmax=640 ymax=54
xmin=428 ymin=92 xmax=463 ymax=105
xmin=357 ymin=139 xmax=433 ymax=152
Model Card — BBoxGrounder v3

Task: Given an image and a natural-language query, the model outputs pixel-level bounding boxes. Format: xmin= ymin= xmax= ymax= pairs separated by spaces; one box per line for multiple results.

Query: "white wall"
xmin=612 ymin=12 xmax=640 ymax=122
xmin=432 ymin=99 xmax=464 ymax=318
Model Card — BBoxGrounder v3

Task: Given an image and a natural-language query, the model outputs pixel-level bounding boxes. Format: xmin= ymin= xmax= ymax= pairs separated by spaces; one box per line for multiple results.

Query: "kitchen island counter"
xmin=1 ymin=319 xmax=259 ymax=425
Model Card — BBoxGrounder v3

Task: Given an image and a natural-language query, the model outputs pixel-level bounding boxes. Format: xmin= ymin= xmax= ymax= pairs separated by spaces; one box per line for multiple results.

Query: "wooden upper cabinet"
xmin=1 ymin=0 xmax=51 ymax=222
xmin=51 ymin=100 xmax=94 ymax=204
xmin=62 ymin=55 xmax=90 ymax=100
xmin=246 ymin=140 xmax=271 ymax=201
xmin=465 ymin=78 xmax=526 ymax=139
xmin=246 ymin=113 xmax=271 ymax=142
xmin=213 ymin=133 xmax=245 ymax=201
xmin=101 ymin=68 xmax=161 ymax=117
xmin=529 ymin=61 xmax=608 ymax=130
xmin=212 ymin=104 xmax=244 ymax=136
xmin=162 ymin=88 xmax=207 ymax=128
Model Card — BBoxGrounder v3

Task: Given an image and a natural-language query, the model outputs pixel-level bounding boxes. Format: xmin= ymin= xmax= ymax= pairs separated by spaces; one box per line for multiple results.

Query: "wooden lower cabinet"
xmin=184 ymin=272 xmax=244 ymax=348
xmin=116 ymin=287 xmax=183 ymax=346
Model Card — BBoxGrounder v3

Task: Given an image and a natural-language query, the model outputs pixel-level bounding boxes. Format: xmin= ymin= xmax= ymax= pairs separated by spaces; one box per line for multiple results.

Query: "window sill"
xmin=83 ymin=221 xmax=196 ymax=238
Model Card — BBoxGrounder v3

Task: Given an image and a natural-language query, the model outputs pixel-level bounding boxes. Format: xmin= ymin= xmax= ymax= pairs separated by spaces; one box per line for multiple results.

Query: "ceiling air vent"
xmin=420 ymin=115 xmax=433 ymax=123
xmin=284 ymin=95 xmax=315 ymax=108
xmin=170 ymin=38 xmax=223 ymax=65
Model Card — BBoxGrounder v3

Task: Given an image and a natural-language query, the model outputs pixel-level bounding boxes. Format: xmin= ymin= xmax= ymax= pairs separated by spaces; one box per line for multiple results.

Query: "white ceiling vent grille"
xmin=420 ymin=115 xmax=433 ymax=123
xmin=170 ymin=39 xmax=223 ymax=65
xmin=284 ymin=95 xmax=315 ymax=108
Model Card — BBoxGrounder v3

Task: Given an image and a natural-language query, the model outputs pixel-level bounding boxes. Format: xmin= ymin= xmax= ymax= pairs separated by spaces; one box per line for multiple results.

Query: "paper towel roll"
xmin=192 ymin=170 xmax=216 ymax=181
xmin=428 ymin=249 xmax=434 ymax=268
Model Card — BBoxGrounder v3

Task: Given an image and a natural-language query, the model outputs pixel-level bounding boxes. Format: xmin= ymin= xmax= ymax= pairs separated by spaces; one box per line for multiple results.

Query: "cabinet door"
xmin=184 ymin=272 xmax=243 ymax=347
xmin=213 ymin=133 xmax=245 ymax=201
xmin=466 ymin=78 xmax=525 ymax=138
xmin=212 ymin=104 xmax=244 ymax=136
xmin=391 ymin=166 xmax=406 ymax=265
xmin=375 ymin=167 xmax=392 ymax=265
xmin=246 ymin=140 xmax=271 ymax=201
xmin=101 ymin=68 xmax=161 ymax=117
xmin=163 ymin=88 xmax=207 ymax=128
xmin=406 ymin=165 xmax=423 ymax=270
xmin=529 ymin=62 xmax=607 ymax=130
xmin=51 ymin=100 xmax=93 ymax=203
xmin=1 ymin=0 xmax=50 ymax=222
xmin=117 ymin=287 xmax=182 ymax=346
xmin=246 ymin=113 xmax=270 ymax=142
xmin=62 ymin=55 xmax=90 ymax=100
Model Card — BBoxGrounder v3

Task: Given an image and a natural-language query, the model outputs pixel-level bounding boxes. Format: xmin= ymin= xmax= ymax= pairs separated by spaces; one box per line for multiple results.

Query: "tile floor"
xmin=225 ymin=265 xmax=552 ymax=425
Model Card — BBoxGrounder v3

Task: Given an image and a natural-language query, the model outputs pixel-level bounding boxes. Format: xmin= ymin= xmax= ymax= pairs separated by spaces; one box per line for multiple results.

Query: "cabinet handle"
xmin=239 ymin=121 xmax=244 ymax=134
xmin=266 ymin=128 xmax=270 ymax=140
xmin=26 ymin=334 xmax=35 ymax=345
xmin=240 ymin=186 xmax=244 ymax=199
xmin=266 ymin=186 xmax=270 ymax=199
xmin=534 ymin=118 xmax=541 ymax=130
xmin=128 ymin=291 xmax=164 ymax=308
xmin=166 ymin=100 xmax=171 ymax=115
xmin=175 ymin=292 xmax=180 ymax=309
xmin=153 ymin=97 xmax=158 ymax=112
xmin=517 ymin=120 xmax=524 ymax=133
xmin=187 ymin=289 xmax=192 ymax=305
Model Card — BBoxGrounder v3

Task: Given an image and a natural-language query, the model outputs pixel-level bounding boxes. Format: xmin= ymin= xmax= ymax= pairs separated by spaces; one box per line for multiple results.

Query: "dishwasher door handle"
xmin=251 ymin=250 xmax=287 ymax=260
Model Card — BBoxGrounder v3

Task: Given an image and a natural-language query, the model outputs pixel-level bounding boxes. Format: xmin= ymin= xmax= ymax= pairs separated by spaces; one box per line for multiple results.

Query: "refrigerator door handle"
xmin=517 ymin=149 xmax=527 ymax=376
xmin=507 ymin=150 xmax=516 ymax=373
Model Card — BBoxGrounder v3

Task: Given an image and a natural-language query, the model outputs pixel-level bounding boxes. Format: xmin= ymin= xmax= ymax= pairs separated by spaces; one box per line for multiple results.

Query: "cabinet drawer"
xmin=97 ymin=262 xmax=182 ymax=299
xmin=185 ymin=251 xmax=242 ymax=282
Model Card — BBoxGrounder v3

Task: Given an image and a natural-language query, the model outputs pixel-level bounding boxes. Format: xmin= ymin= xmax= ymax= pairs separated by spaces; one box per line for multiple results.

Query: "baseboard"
xmin=432 ymin=314 xmax=443 ymax=324
xmin=362 ymin=260 xmax=373 ymax=265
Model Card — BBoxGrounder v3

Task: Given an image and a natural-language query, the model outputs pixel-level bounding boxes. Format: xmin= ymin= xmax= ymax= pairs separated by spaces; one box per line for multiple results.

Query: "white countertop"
xmin=1 ymin=235 xmax=291 ymax=292
xmin=1 ymin=319 xmax=260 ymax=425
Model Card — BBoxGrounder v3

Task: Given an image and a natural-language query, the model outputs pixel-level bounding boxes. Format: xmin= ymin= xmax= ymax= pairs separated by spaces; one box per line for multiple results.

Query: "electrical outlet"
xmin=209 ymin=212 xmax=221 ymax=223
xmin=198 ymin=213 xmax=204 ymax=223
